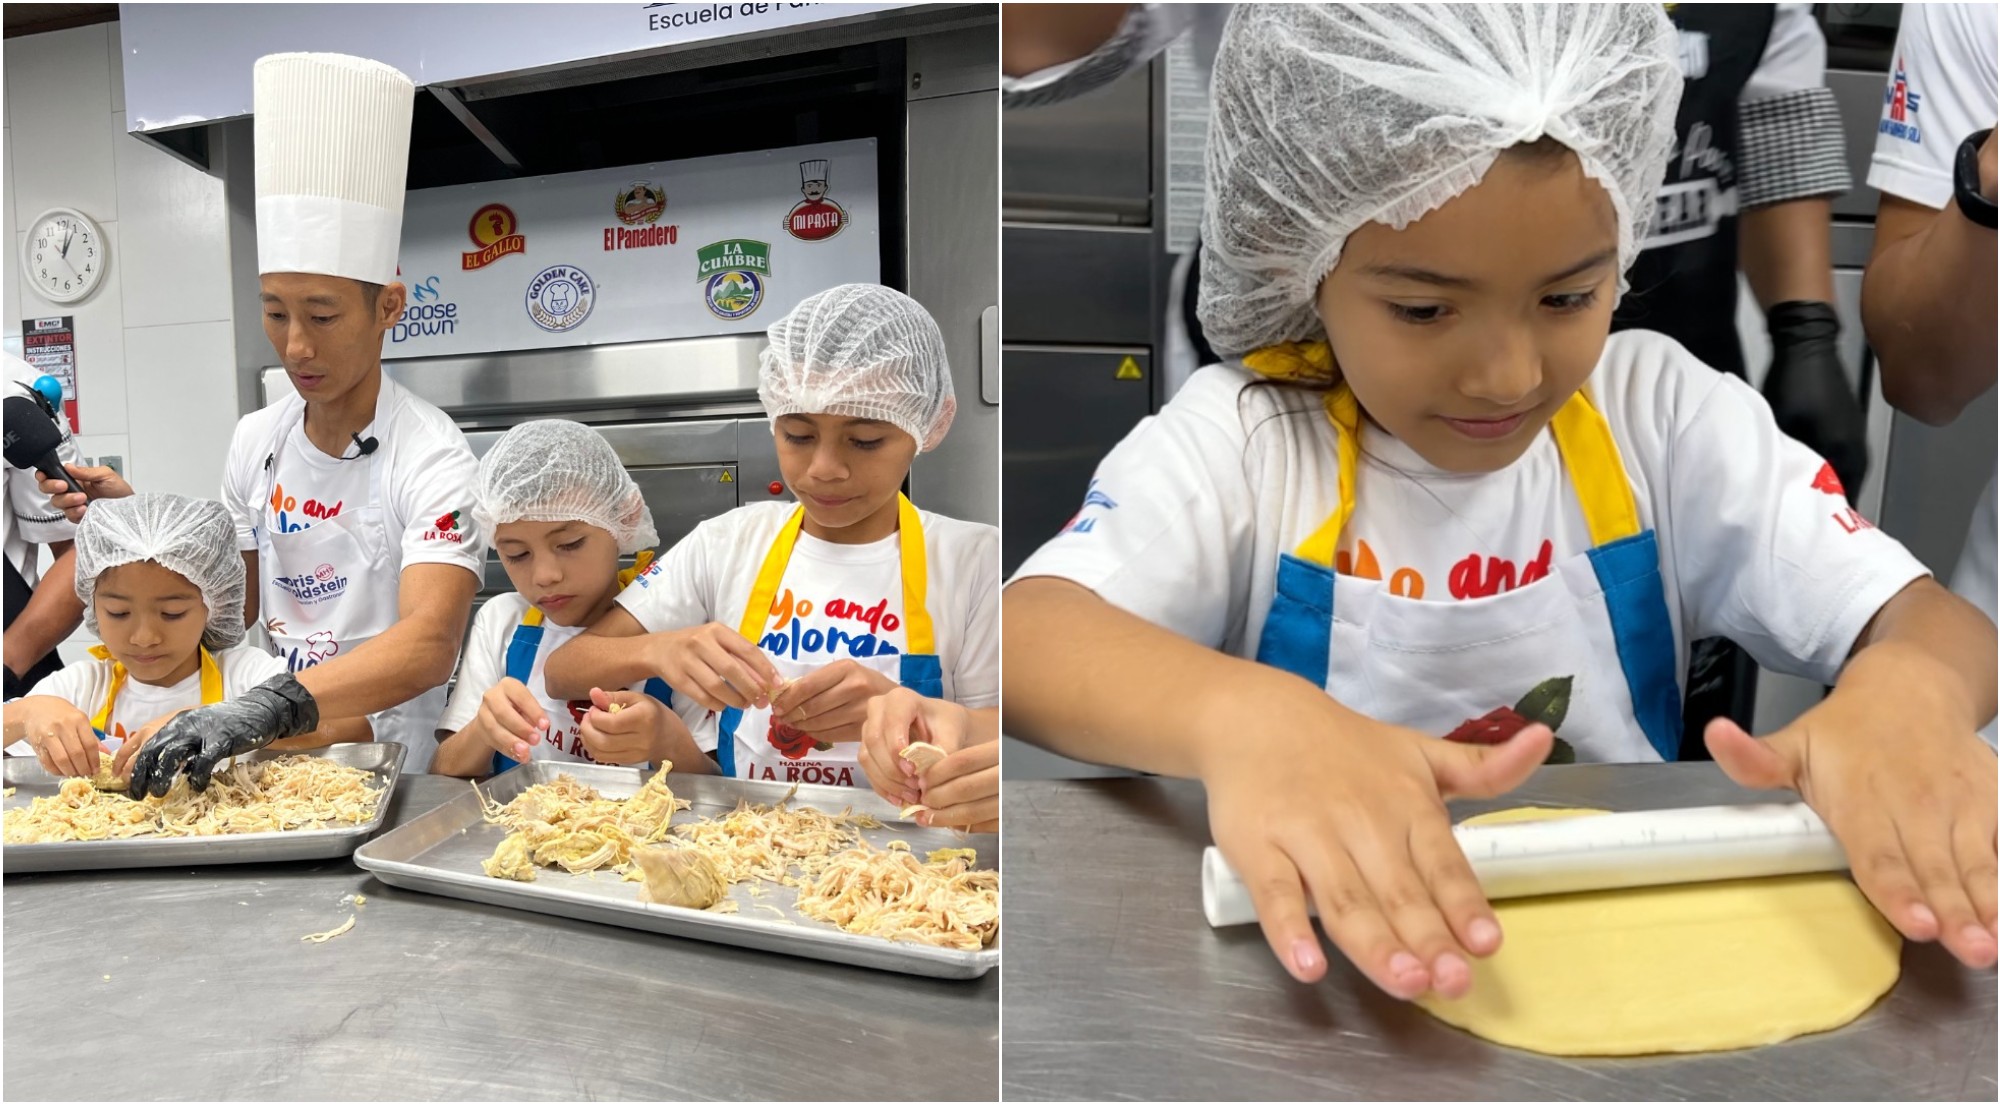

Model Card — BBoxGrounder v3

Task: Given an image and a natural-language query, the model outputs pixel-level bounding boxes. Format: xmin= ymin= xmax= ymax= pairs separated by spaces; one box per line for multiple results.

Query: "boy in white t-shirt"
xmin=1007 ymin=5 xmax=1997 ymax=1001
xmin=432 ymin=420 xmax=706 ymax=778
xmin=3 ymin=494 xmax=367 ymax=781
xmin=544 ymin=285 xmax=999 ymax=821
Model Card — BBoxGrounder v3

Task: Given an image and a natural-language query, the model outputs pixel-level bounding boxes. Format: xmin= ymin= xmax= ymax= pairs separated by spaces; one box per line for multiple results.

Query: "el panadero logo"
xmin=463 ymin=204 xmax=527 ymax=270
xmin=606 ymin=181 xmax=679 ymax=252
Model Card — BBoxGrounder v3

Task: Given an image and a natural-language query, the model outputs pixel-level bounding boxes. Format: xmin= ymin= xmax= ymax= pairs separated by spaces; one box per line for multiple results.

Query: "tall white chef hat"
xmin=254 ymin=52 xmax=416 ymax=286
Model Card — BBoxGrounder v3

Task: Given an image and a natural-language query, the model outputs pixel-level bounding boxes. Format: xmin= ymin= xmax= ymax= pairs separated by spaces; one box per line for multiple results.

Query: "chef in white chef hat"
xmin=46 ymin=52 xmax=488 ymax=795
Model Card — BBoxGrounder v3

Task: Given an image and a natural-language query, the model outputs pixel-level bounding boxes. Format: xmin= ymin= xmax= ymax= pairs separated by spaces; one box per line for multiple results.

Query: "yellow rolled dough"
xmin=1415 ymin=807 xmax=1902 ymax=1056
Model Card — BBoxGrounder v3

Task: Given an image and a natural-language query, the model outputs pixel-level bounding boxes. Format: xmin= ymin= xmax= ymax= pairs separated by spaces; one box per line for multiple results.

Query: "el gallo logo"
xmin=462 ymin=204 xmax=527 ymax=270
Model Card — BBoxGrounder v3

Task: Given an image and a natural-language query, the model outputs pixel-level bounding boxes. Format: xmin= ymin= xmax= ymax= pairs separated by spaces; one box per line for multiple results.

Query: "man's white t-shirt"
xmin=10 ymin=644 xmax=287 ymax=750
xmin=220 ymin=376 xmax=486 ymax=584
xmin=618 ymin=502 xmax=1001 ymax=751
xmin=436 ymin=592 xmax=683 ymax=768
xmin=1014 ymin=331 xmax=1932 ymax=708
xmin=3 ymin=354 xmax=80 ymax=589
xmin=1866 ymin=1 xmax=1998 ymax=740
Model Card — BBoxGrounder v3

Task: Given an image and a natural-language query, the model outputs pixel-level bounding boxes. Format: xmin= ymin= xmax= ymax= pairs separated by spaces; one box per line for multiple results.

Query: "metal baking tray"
xmin=3 ymin=742 xmax=407 ymax=873
xmin=352 ymin=763 xmax=1001 ymax=980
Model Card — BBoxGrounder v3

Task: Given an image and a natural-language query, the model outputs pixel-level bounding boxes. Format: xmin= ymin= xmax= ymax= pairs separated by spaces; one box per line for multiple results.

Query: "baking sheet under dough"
xmin=1415 ymin=807 xmax=1902 ymax=1056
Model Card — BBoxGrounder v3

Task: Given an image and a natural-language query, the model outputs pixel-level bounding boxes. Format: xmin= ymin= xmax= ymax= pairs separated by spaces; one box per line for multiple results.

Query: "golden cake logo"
xmin=525 ymin=264 xmax=596 ymax=333
xmin=697 ymin=240 xmax=769 ymax=320
xmin=785 ymin=159 xmax=846 ymax=241
xmin=462 ymin=204 xmax=527 ymax=270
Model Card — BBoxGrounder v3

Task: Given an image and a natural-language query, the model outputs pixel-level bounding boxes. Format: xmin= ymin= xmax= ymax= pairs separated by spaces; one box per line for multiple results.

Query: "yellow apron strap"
xmin=1548 ymin=385 xmax=1642 ymax=545
xmin=521 ymin=606 xmax=545 ymax=628
xmin=734 ymin=496 xmax=937 ymax=653
xmin=738 ymin=506 xmax=808 ymax=641
xmin=1292 ymin=386 xmax=1363 ymax=567
xmin=1273 ymin=373 xmax=1640 ymax=565
xmin=895 ymin=494 xmax=935 ymax=655
xmin=88 ymin=645 xmax=224 ymax=734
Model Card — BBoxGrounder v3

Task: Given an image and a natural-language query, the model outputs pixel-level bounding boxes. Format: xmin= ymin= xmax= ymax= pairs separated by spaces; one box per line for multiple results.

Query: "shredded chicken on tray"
xmin=476 ymin=765 xmax=1000 ymax=948
xmin=3 ymin=755 xmax=381 ymax=843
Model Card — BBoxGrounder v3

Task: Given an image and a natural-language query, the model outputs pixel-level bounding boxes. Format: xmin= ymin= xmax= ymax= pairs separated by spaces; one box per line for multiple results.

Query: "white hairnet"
xmin=471 ymin=420 xmax=659 ymax=555
xmin=759 ymin=284 xmax=957 ymax=453
xmin=1198 ymin=3 xmax=1682 ymax=357
xmin=75 ymin=494 xmax=246 ymax=651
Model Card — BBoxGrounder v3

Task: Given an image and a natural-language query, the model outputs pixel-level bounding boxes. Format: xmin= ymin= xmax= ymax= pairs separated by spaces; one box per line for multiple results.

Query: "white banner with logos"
xmin=122 ymin=3 xmax=923 ymax=133
xmin=387 ymin=137 xmax=879 ymax=358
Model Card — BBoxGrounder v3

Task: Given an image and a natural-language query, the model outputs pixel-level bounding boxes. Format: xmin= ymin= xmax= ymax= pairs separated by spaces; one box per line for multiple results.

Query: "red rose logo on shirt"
xmin=768 ymin=719 xmax=818 ymax=760
xmin=422 ymin=509 xmax=467 ymax=544
xmin=1811 ymin=462 xmax=1845 ymax=497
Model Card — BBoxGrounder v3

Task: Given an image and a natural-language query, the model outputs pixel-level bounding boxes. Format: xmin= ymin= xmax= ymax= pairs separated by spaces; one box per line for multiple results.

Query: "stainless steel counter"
xmin=1001 ymin=763 xmax=1997 ymax=1102
xmin=4 ymin=775 xmax=998 ymax=1101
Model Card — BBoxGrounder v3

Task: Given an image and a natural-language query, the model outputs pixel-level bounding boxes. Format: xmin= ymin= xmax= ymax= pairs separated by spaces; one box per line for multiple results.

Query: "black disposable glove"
xmin=128 ymin=672 xmax=321 ymax=797
xmin=1761 ymin=300 xmax=1869 ymax=501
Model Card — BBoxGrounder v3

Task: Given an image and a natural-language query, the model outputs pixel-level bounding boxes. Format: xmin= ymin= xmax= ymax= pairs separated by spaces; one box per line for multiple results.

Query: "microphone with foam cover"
xmin=3 ymin=393 xmax=71 ymax=486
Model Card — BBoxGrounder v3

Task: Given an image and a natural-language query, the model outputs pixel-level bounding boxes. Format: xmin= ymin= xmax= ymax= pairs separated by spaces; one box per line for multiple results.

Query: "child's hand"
xmin=1199 ymin=668 xmax=1550 ymax=1000
xmin=915 ymin=739 xmax=999 ymax=833
xmin=771 ymin=660 xmax=897 ymax=743
xmin=1707 ymin=641 xmax=1998 ymax=969
xmin=9 ymin=696 xmax=100 ymax=778
xmin=861 ymin=688 xmax=967 ymax=808
xmin=648 ymin=623 xmax=780 ymax=712
xmin=578 ymin=687 xmax=663 ymax=766
xmin=471 ymin=677 xmax=549 ymax=763
xmin=113 ymin=707 xmax=196 ymax=780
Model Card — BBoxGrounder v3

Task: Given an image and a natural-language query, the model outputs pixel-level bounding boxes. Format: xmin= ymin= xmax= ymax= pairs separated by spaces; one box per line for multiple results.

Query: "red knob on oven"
xmin=767 ymin=481 xmax=784 ymax=495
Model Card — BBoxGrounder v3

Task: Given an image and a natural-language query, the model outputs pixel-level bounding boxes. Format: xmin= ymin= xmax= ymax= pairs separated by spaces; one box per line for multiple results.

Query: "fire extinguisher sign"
xmin=21 ymin=315 xmax=78 ymax=432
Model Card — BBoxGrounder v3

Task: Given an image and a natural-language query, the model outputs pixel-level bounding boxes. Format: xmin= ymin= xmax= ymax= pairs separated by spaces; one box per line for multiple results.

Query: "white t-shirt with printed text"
xmin=617 ymin=502 xmax=1000 ymax=755
xmin=1014 ymin=330 xmax=1933 ymax=739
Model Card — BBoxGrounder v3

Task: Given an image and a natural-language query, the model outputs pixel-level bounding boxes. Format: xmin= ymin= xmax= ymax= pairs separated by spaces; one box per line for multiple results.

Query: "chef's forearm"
xmin=3 ymin=545 xmax=83 ymax=679
xmin=1003 ymin=576 xmax=1272 ymax=778
xmin=1001 ymin=4 xmax=1130 ymax=77
xmin=293 ymin=564 xmax=475 ymax=718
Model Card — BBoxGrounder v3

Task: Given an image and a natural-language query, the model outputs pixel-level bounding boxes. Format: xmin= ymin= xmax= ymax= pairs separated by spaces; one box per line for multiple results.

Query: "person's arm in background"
xmin=1860 ymin=2 xmax=1998 ymax=426
xmin=3 ymin=542 xmax=82 ymax=692
xmin=1735 ymin=3 xmax=1869 ymax=494
xmin=1002 ymin=4 xmax=1131 ymax=77
xmin=999 ymin=3 xmax=1215 ymax=109
xmin=1864 ymin=146 xmax=1997 ymax=424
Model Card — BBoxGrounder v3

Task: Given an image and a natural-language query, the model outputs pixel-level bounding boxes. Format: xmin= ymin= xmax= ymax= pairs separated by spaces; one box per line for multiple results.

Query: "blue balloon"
xmin=30 ymin=375 xmax=63 ymax=409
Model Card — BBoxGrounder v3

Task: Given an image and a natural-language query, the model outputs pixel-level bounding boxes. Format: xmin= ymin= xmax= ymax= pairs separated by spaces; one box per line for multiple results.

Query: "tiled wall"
xmin=3 ymin=21 xmax=240 ymax=510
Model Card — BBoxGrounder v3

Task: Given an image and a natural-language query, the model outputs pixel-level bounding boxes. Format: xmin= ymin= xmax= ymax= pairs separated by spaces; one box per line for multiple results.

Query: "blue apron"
xmin=1248 ymin=375 xmax=1682 ymax=763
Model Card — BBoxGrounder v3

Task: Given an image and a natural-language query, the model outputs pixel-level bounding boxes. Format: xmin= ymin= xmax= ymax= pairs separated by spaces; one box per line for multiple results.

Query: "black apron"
xmin=5 ymin=553 xmax=65 ymax=699
xmin=1610 ymin=4 xmax=1775 ymax=378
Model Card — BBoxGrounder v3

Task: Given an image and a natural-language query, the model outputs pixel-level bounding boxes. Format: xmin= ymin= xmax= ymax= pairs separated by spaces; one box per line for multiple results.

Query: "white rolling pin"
xmin=1202 ymin=803 xmax=1847 ymax=928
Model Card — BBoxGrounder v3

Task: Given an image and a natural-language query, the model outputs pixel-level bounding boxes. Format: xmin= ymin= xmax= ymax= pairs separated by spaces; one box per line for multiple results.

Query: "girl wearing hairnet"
xmin=544 ymin=285 xmax=1000 ymax=828
xmin=432 ymin=420 xmax=706 ymax=778
xmin=1007 ymin=4 xmax=1997 ymax=999
xmin=2 ymin=494 xmax=369 ymax=781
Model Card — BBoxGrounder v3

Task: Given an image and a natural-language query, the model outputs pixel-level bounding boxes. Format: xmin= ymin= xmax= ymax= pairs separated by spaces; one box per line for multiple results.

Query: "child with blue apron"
xmin=539 ymin=285 xmax=1000 ymax=798
xmin=1005 ymin=4 xmax=1998 ymax=999
xmin=432 ymin=420 xmax=705 ymax=779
